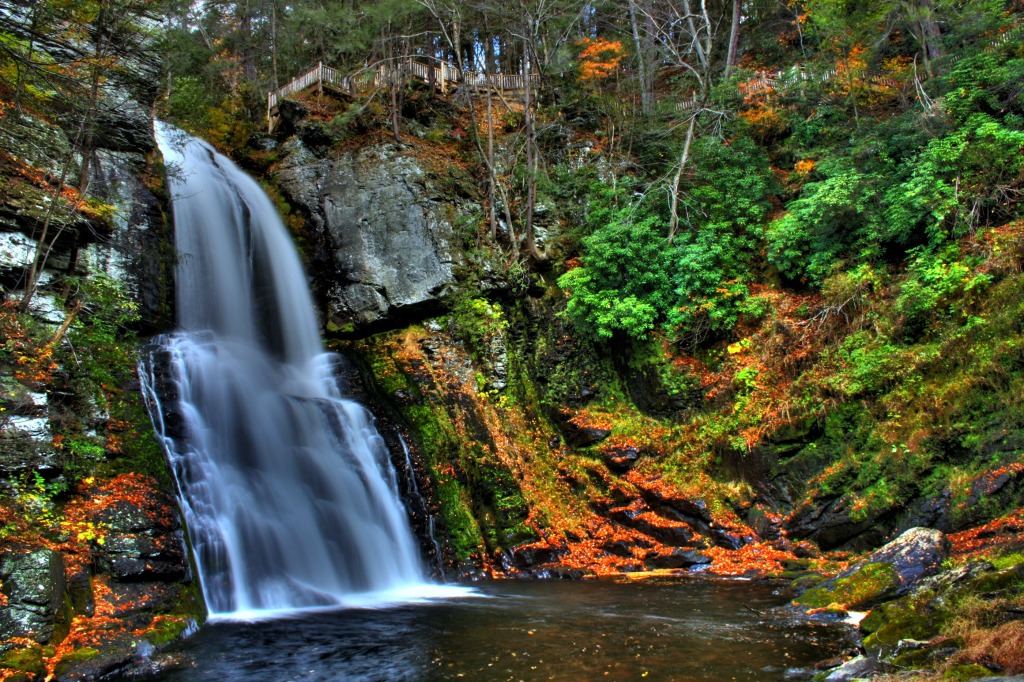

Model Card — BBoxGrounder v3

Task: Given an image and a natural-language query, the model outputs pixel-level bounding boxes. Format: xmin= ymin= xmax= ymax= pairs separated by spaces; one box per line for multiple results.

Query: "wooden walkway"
xmin=267 ymin=60 xmax=539 ymax=132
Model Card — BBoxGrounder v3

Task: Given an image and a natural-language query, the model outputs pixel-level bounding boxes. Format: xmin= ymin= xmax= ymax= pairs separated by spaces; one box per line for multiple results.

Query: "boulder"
xmin=795 ymin=527 xmax=950 ymax=610
xmin=564 ymin=425 xmax=612 ymax=449
xmin=0 ymin=548 xmax=72 ymax=643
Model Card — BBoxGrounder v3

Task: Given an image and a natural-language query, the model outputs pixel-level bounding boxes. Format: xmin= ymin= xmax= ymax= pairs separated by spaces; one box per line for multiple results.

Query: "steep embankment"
xmin=261 ymin=96 xmax=1024 ymax=581
xmin=0 ymin=24 xmax=201 ymax=680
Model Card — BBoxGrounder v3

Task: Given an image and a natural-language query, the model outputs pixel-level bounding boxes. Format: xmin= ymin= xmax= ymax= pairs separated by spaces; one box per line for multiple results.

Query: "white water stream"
xmin=142 ymin=123 xmax=457 ymax=618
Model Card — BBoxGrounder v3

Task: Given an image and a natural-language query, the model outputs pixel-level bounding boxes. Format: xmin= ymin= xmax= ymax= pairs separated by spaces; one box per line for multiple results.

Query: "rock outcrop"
xmin=0 ymin=549 xmax=72 ymax=644
xmin=274 ymin=141 xmax=459 ymax=332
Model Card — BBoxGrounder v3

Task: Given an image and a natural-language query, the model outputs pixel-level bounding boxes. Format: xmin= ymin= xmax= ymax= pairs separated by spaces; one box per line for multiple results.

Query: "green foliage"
xmin=767 ymin=161 xmax=880 ymax=283
xmin=896 ymin=246 xmax=991 ymax=339
xmin=769 ymin=110 xmax=1024 ymax=285
xmin=560 ymin=135 xmax=775 ymax=342
xmin=448 ymin=296 xmax=508 ymax=361
xmin=943 ymin=52 xmax=1024 ymax=125
xmin=11 ymin=471 xmax=67 ymax=529
xmin=885 ymin=114 xmax=1024 ymax=241
xmin=54 ymin=274 xmax=168 ymax=483
xmin=823 ymin=331 xmax=907 ymax=397
xmin=67 ymin=274 xmax=140 ymax=405
xmin=164 ymin=76 xmax=215 ymax=134
xmin=557 ymin=182 xmax=674 ymax=340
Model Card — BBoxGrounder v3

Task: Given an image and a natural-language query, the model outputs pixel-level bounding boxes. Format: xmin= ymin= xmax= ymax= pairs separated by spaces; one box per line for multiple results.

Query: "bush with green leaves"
xmin=560 ymin=134 xmax=775 ymax=342
xmin=767 ymin=160 xmax=882 ymax=283
xmin=896 ymin=246 xmax=992 ymax=340
xmin=669 ymin=135 xmax=774 ymax=337
xmin=557 ymin=189 xmax=674 ymax=340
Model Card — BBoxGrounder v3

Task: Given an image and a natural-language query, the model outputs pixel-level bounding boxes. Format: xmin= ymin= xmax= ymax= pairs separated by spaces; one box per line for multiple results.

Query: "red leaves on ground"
xmin=703 ymin=542 xmax=796 ymax=578
xmin=950 ymin=508 xmax=1024 ymax=558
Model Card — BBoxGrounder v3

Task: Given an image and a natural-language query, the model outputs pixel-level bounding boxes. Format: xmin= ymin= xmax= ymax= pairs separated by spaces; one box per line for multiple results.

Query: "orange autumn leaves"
xmin=577 ymin=38 xmax=625 ymax=82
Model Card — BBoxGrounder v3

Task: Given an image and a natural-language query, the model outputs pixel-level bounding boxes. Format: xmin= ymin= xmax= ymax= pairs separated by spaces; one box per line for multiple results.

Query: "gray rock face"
xmin=275 ymin=142 xmax=458 ymax=331
xmin=856 ymin=526 xmax=950 ymax=593
xmin=83 ymin=149 xmax=173 ymax=329
xmin=0 ymin=548 xmax=71 ymax=643
xmin=823 ymin=655 xmax=891 ymax=681
xmin=90 ymin=84 xmax=156 ymax=155
xmin=0 ymin=373 xmax=62 ymax=479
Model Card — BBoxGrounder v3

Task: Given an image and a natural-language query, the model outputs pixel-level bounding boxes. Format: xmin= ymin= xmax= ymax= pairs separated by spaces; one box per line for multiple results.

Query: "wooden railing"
xmin=268 ymin=58 xmax=541 ymax=131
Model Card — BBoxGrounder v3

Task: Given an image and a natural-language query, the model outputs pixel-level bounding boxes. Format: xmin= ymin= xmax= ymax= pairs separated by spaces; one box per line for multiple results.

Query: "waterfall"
xmin=142 ymin=122 xmax=436 ymax=617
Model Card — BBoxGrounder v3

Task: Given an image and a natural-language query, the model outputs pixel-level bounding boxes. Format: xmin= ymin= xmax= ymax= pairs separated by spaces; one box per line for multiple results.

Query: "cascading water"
xmin=142 ymin=122 xmax=438 ymax=617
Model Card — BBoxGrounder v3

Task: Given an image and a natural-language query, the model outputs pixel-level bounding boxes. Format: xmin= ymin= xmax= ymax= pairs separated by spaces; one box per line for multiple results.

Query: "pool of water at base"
xmin=140 ymin=577 xmax=855 ymax=682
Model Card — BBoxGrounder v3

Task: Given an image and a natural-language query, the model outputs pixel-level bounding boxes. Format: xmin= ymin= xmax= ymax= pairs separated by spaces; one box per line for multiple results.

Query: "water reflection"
xmin=144 ymin=578 xmax=851 ymax=682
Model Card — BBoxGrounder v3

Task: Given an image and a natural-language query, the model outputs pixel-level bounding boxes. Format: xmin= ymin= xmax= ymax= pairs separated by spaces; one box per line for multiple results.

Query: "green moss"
xmin=861 ymin=591 xmax=943 ymax=655
xmin=791 ymin=573 xmax=827 ymax=593
xmin=942 ymin=664 xmax=994 ymax=680
xmin=56 ymin=646 xmax=100 ymax=667
xmin=0 ymin=642 xmax=45 ymax=676
xmin=52 ymin=647 xmax=102 ymax=678
xmin=351 ymin=329 xmax=539 ymax=563
xmin=990 ymin=552 xmax=1024 ymax=570
xmin=61 ymin=647 xmax=99 ymax=663
xmin=795 ymin=561 xmax=901 ymax=609
xmin=962 ymin=565 xmax=1024 ymax=594
xmin=144 ymin=617 xmax=191 ymax=646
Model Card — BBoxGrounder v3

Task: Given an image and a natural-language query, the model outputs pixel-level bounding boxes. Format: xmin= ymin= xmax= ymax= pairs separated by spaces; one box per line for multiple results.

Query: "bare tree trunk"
xmin=668 ymin=114 xmax=698 ymax=243
xmin=486 ymin=61 xmax=497 ymax=241
xmin=271 ymin=0 xmax=279 ymax=88
xmin=240 ymin=0 xmax=257 ymax=81
xmin=725 ymin=0 xmax=741 ymax=77
xmin=628 ymin=0 xmax=652 ymax=114
xmin=917 ymin=0 xmax=943 ymax=76
xmin=388 ymin=39 xmax=402 ymax=143
xmin=682 ymin=0 xmax=708 ymax=71
xmin=523 ymin=38 xmax=542 ymax=261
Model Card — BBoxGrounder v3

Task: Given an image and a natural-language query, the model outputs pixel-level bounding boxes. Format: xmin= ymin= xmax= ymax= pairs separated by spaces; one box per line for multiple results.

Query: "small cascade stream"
xmin=142 ymin=122 xmax=446 ymax=617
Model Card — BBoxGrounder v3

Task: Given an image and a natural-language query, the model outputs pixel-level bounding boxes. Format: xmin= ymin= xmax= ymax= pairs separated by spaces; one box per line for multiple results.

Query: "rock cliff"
xmin=274 ymin=141 xmax=459 ymax=333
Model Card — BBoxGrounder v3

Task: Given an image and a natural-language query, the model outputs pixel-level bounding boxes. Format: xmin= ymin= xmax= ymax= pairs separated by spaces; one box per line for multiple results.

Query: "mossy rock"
xmin=942 ymin=664 xmax=995 ymax=680
xmin=961 ymin=564 xmax=1024 ymax=594
xmin=51 ymin=646 xmax=101 ymax=677
xmin=796 ymin=561 xmax=902 ymax=609
xmin=861 ymin=591 xmax=944 ymax=655
xmin=143 ymin=617 xmax=192 ymax=646
xmin=0 ymin=641 xmax=45 ymax=677
xmin=890 ymin=645 xmax=943 ymax=668
xmin=790 ymin=572 xmax=828 ymax=594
